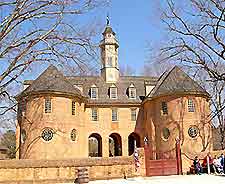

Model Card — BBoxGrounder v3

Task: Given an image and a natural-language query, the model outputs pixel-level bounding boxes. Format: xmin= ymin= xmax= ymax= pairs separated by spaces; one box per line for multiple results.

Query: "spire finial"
xmin=106 ymin=14 xmax=110 ymax=26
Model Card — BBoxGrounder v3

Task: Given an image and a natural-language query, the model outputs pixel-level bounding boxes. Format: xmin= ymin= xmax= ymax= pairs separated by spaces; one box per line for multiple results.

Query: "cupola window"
xmin=108 ymin=56 xmax=113 ymax=67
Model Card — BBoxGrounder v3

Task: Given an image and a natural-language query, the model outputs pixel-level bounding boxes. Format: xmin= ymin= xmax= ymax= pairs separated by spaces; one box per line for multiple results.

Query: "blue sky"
xmin=98 ymin=0 xmax=165 ymax=75
xmin=1 ymin=1 xmax=166 ymax=83
xmin=19 ymin=0 xmax=166 ymax=80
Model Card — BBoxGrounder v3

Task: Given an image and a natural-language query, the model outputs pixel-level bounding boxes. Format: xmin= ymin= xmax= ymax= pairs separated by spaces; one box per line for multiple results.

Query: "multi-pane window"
xmin=91 ymin=108 xmax=98 ymax=121
xmin=91 ymin=87 xmax=98 ymax=99
xmin=72 ymin=101 xmax=76 ymax=115
xmin=129 ymin=88 xmax=136 ymax=99
xmin=45 ymin=97 xmax=51 ymax=113
xmin=108 ymin=57 xmax=113 ymax=66
xmin=161 ymin=101 xmax=168 ymax=115
xmin=131 ymin=109 xmax=137 ymax=121
xmin=112 ymin=109 xmax=118 ymax=121
xmin=188 ymin=99 xmax=195 ymax=112
xmin=110 ymin=87 xmax=117 ymax=99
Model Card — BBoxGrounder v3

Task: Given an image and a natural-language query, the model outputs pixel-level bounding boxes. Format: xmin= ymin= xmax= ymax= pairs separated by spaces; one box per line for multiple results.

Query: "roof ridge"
xmin=18 ymin=65 xmax=83 ymax=98
xmin=22 ymin=65 xmax=59 ymax=93
xmin=146 ymin=66 xmax=174 ymax=97
xmin=146 ymin=65 xmax=208 ymax=99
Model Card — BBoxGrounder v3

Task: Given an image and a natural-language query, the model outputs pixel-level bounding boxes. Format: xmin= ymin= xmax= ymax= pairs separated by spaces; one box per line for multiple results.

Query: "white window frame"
xmin=131 ymin=109 xmax=137 ymax=121
xmin=45 ymin=97 xmax=51 ymax=113
xmin=188 ymin=99 xmax=195 ymax=112
xmin=112 ymin=108 xmax=118 ymax=121
xmin=91 ymin=108 xmax=98 ymax=121
xmin=110 ymin=87 xmax=117 ymax=99
xmin=91 ymin=87 xmax=98 ymax=99
xmin=129 ymin=87 xmax=136 ymax=99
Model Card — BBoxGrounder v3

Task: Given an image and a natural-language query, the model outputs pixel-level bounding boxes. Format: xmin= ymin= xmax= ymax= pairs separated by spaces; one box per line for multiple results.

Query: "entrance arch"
xmin=88 ymin=133 xmax=102 ymax=157
xmin=109 ymin=133 xmax=122 ymax=156
xmin=128 ymin=132 xmax=140 ymax=156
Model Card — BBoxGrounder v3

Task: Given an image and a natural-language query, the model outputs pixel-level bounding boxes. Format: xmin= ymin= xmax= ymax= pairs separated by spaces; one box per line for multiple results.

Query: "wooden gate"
xmin=145 ymin=139 xmax=182 ymax=176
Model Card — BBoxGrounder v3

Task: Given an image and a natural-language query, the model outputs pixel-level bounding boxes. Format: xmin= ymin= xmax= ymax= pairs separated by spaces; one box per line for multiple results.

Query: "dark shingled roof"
xmin=17 ymin=65 xmax=83 ymax=98
xmin=67 ymin=76 xmax=158 ymax=105
xmin=147 ymin=66 xmax=209 ymax=99
xmin=18 ymin=65 xmax=208 ymax=104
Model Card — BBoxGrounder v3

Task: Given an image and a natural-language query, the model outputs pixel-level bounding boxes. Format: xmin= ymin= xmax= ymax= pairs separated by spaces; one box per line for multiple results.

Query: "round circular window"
xmin=21 ymin=129 xmax=26 ymax=143
xmin=71 ymin=129 xmax=77 ymax=141
xmin=162 ymin=127 xmax=170 ymax=140
xmin=41 ymin=128 xmax=54 ymax=141
xmin=188 ymin=126 xmax=199 ymax=138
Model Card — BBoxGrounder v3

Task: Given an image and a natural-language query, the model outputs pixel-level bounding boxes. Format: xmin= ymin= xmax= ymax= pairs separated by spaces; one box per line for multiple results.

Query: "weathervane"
xmin=106 ymin=14 xmax=110 ymax=26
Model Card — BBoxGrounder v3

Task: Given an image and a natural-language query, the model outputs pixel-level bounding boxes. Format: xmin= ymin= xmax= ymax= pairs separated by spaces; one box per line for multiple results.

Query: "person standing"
xmin=220 ymin=153 xmax=225 ymax=173
xmin=193 ymin=156 xmax=202 ymax=175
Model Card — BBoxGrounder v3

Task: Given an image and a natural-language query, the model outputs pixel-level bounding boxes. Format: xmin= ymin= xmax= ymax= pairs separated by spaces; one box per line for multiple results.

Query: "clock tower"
xmin=100 ymin=17 xmax=119 ymax=83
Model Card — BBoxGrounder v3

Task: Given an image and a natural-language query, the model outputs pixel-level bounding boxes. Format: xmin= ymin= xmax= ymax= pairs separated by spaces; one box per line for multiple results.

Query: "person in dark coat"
xmin=193 ymin=156 xmax=202 ymax=174
xmin=220 ymin=153 xmax=225 ymax=173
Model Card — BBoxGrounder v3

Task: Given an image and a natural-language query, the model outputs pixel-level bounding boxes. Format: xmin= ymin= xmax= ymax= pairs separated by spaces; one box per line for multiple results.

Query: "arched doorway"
xmin=109 ymin=133 xmax=122 ymax=157
xmin=128 ymin=132 xmax=140 ymax=156
xmin=88 ymin=133 xmax=102 ymax=157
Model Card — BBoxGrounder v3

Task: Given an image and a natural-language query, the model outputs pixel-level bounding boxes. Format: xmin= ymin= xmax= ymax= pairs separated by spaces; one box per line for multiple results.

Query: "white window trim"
xmin=129 ymin=87 xmax=136 ymax=99
xmin=110 ymin=87 xmax=117 ymax=99
xmin=112 ymin=108 xmax=118 ymax=122
xmin=91 ymin=108 xmax=98 ymax=121
xmin=91 ymin=87 xmax=98 ymax=99
xmin=45 ymin=97 xmax=51 ymax=113
xmin=188 ymin=99 xmax=195 ymax=112
xmin=131 ymin=108 xmax=137 ymax=121
xmin=72 ymin=101 xmax=76 ymax=115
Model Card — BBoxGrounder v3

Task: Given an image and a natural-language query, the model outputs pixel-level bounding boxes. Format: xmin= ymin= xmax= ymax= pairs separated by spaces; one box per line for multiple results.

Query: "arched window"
xmin=88 ymin=133 xmax=102 ymax=157
xmin=109 ymin=133 xmax=122 ymax=156
xmin=128 ymin=132 xmax=140 ymax=155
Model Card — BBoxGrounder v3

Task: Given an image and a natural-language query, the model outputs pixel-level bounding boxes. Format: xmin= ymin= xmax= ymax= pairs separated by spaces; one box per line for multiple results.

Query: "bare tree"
xmin=0 ymin=0 xmax=106 ymax=123
xmin=151 ymin=0 xmax=225 ymax=149
xmin=120 ymin=64 xmax=136 ymax=76
xmin=158 ymin=0 xmax=225 ymax=82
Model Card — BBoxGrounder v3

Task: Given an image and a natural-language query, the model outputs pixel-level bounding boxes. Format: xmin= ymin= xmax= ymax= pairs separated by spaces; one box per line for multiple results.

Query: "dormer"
xmin=109 ymin=84 xmax=117 ymax=99
xmin=128 ymin=83 xmax=136 ymax=99
xmin=90 ymin=84 xmax=98 ymax=99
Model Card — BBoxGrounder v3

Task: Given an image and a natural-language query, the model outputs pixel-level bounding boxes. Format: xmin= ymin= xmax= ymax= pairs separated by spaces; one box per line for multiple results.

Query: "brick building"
xmin=16 ymin=22 xmax=212 ymax=160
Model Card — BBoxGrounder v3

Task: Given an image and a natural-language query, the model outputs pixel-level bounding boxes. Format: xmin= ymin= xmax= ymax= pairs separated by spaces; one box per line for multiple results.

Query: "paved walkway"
xmin=88 ymin=175 xmax=225 ymax=184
